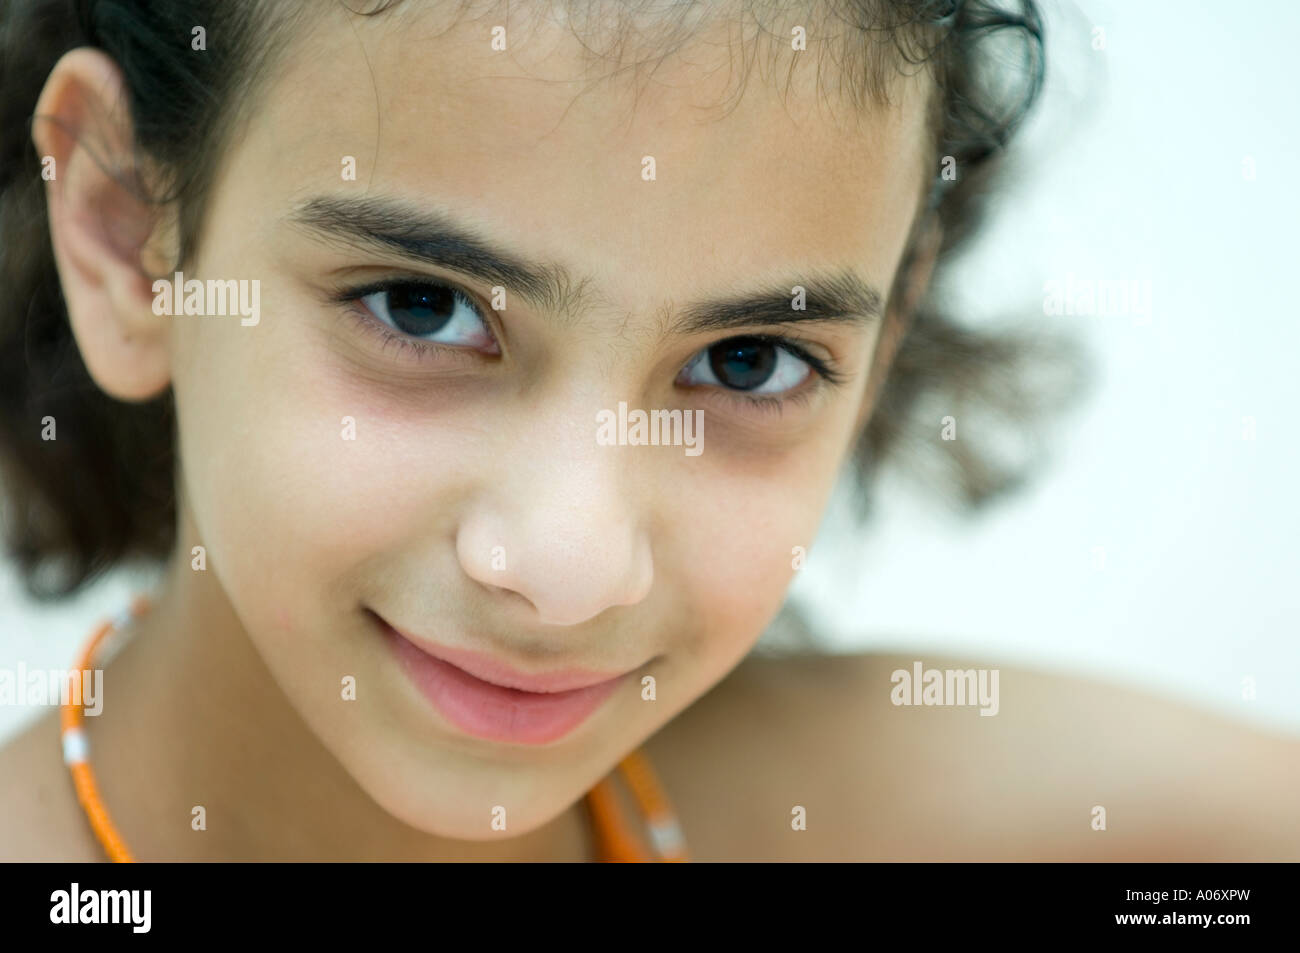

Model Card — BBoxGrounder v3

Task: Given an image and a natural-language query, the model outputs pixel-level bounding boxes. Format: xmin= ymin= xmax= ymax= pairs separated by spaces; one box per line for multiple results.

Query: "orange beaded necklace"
xmin=60 ymin=597 xmax=688 ymax=863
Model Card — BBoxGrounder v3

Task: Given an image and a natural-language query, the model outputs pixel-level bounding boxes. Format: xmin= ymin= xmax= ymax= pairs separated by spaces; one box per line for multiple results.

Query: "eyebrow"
xmin=288 ymin=196 xmax=883 ymax=334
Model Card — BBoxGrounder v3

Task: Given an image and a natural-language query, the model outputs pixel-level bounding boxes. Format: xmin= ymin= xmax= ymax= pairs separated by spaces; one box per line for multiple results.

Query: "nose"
xmin=455 ymin=411 xmax=654 ymax=627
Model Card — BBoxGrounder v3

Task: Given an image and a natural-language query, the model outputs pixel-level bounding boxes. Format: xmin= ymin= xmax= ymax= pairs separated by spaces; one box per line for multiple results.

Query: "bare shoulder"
xmin=0 ymin=709 xmax=102 ymax=861
xmin=645 ymin=651 xmax=1300 ymax=861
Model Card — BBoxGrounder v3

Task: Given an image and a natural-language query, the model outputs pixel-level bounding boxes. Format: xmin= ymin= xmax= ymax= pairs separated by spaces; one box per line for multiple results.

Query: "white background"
xmin=789 ymin=0 xmax=1300 ymax=735
xmin=2 ymin=0 xmax=1298 ymax=746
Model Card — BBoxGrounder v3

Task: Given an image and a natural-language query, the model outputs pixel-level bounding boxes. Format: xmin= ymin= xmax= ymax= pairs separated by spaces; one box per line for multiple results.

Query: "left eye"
xmin=679 ymin=336 xmax=811 ymax=395
xmin=360 ymin=282 xmax=495 ymax=349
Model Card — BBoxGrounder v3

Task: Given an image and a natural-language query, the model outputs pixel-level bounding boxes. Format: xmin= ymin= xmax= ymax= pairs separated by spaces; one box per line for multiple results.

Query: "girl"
xmin=1 ymin=0 xmax=1295 ymax=861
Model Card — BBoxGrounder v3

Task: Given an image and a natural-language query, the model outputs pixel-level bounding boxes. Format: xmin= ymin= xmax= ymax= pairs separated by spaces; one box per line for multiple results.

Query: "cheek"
xmin=169 ymin=297 xmax=476 ymax=636
xmin=667 ymin=445 xmax=843 ymax=680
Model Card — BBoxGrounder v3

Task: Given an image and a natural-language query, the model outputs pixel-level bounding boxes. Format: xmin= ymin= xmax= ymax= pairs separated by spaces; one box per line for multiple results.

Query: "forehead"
xmin=235 ymin=2 xmax=932 ymax=311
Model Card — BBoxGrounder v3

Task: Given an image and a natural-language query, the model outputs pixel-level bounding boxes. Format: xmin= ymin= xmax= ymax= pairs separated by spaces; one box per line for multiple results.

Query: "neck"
xmin=86 ymin=504 xmax=594 ymax=861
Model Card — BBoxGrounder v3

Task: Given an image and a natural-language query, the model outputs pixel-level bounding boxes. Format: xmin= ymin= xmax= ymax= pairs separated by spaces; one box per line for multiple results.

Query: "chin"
xmin=338 ymin=740 xmax=577 ymax=843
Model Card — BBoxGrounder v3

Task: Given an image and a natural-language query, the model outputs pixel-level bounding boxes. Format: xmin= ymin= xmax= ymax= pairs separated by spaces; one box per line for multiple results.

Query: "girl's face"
xmin=167 ymin=5 xmax=930 ymax=837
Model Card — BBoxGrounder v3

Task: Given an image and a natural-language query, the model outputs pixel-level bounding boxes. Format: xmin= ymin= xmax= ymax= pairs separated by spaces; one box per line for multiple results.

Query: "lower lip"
xmin=384 ymin=627 xmax=626 ymax=745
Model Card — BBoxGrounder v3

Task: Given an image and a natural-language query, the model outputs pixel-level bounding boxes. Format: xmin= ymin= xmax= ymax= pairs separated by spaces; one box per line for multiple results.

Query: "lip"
xmin=374 ymin=615 xmax=632 ymax=745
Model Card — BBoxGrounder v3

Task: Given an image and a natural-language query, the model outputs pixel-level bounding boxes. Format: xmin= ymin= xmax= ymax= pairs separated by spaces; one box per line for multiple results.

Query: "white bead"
xmin=62 ymin=727 xmax=88 ymax=765
xmin=648 ymin=818 xmax=685 ymax=856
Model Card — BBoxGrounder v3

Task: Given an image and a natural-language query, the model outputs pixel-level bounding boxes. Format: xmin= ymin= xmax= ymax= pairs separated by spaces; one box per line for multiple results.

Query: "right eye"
xmin=678 ymin=336 xmax=814 ymax=395
xmin=355 ymin=281 xmax=498 ymax=352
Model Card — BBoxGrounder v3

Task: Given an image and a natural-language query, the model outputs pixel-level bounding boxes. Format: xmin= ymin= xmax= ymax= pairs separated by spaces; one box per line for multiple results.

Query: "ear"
xmin=31 ymin=48 xmax=178 ymax=402
xmin=855 ymin=211 xmax=943 ymax=432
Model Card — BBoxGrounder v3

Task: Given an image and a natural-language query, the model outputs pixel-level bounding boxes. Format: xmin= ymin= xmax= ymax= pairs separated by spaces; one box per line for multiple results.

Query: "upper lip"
xmin=375 ymin=614 xmax=633 ymax=694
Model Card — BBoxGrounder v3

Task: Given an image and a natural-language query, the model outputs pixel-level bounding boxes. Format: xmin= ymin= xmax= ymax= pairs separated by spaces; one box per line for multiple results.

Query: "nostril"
xmin=534 ymin=602 xmax=609 ymax=628
xmin=486 ymin=582 xmax=537 ymax=615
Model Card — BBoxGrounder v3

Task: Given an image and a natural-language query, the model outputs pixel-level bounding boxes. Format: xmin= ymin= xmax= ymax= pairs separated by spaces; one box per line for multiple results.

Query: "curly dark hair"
xmin=0 ymin=0 xmax=1079 ymax=598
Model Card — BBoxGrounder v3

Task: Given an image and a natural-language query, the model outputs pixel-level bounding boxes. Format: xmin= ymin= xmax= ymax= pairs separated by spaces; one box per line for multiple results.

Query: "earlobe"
xmin=31 ymin=48 xmax=175 ymax=402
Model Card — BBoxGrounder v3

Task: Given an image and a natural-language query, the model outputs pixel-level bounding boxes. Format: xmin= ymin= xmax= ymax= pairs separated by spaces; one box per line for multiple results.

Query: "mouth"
xmin=369 ymin=611 xmax=634 ymax=746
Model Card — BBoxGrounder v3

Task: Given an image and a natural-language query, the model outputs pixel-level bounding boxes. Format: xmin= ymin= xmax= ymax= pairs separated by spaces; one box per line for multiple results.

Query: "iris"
xmin=707 ymin=337 xmax=776 ymax=390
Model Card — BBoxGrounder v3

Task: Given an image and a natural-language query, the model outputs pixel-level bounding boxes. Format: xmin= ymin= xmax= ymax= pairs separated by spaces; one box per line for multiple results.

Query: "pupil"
xmin=388 ymin=285 xmax=456 ymax=335
xmin=708 ymin=338 xmax=776 ymax=390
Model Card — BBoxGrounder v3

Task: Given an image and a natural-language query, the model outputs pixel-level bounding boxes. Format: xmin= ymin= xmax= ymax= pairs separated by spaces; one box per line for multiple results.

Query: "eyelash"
xmin=329 ymin=277 xmax=846 ymax=412
xmin=702 ymin=333 xmax=846 ymax=417
xmin=329 ymin=277 xmax=497 ymax=365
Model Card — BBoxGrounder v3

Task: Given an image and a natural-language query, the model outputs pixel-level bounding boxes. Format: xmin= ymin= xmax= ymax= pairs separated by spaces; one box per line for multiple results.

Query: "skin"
xmin=2 ymin=3 xmax=1297 ymax=861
